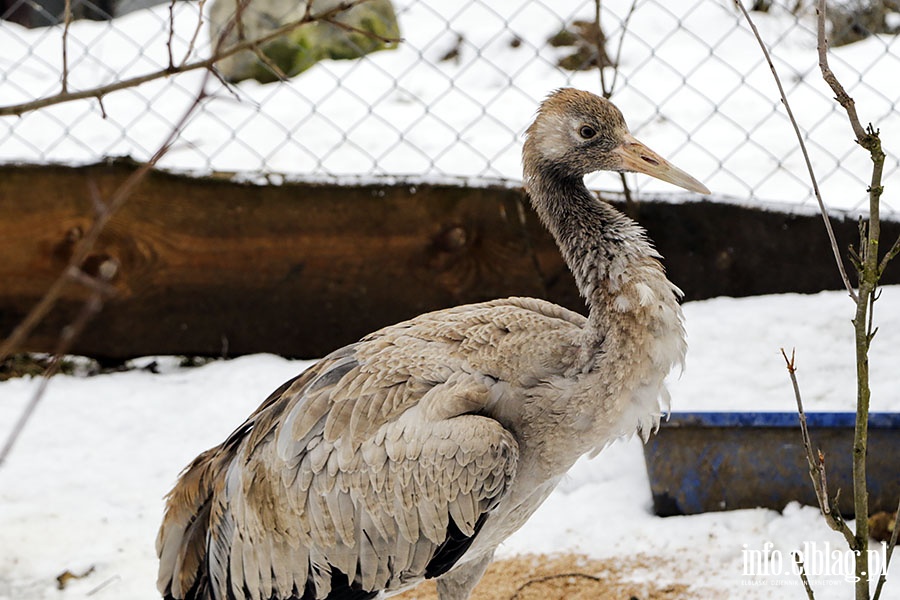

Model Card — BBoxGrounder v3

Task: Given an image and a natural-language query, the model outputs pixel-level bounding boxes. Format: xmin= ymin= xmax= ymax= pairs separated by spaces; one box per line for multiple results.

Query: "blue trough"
xmin=643 ymin=412 xmax=900 ymax=517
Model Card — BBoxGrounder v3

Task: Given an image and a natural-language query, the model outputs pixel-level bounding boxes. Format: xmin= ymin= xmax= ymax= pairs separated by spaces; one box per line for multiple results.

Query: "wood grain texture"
xmin=1 ymin=160 xmax=897 ymax=359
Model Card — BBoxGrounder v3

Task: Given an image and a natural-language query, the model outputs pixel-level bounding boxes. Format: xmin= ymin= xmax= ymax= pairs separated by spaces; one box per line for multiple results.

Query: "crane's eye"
xmin=579 ymin=125 xmax=596 ymax=139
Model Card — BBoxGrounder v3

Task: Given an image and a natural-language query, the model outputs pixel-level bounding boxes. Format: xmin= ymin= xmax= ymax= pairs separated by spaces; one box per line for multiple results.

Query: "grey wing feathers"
xmin=156 ymin=297 xmax=582 ymax=600
xmin=158 ymin=322 xmax=530 ymax=599
xmin=228 ymin=368 xmax=517 ymax=600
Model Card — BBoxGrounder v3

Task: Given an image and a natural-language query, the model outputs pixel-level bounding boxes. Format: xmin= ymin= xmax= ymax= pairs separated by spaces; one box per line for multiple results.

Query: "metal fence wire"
xmin=1 ymin=0 xmax=898 ymax=214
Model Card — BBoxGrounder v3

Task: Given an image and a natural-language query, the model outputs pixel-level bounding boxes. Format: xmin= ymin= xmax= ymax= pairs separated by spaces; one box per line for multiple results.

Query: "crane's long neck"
xmin=524 ymin=166 xmax=683 ymax=366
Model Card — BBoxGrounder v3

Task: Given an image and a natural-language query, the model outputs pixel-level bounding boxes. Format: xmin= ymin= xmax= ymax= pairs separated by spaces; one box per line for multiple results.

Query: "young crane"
xmin=157 ymin=88 xmax=710 ymax=600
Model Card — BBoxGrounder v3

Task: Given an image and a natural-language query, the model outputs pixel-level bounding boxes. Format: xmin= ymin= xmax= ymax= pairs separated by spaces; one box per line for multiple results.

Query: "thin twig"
xmin=61 ymin=0 xmax=73 ymax=93
xmin=780 ymin=348 xmax=856 ymax=547
xmin=322 ymin=15 xmax=402 ymax=46
xmin=607 ymin=0 xmax=636 ymax=96
xmin=793 ymin=552 xmax=816 ymax=600
xmin=815 ymin=0 xmax=867 ymax=142
xmin=167 ymin=0 xmax=177 ymax=71
xmin=0 ymin=1 xmax=364 ymax=117
xmin=233 ymin=0 xmax=248 ymax=43
xmin=595 ymin=0 xmax=607 ymax=96
xmin=880 ymin=234 xmax=900 ymax=275
xmin=181 ymin=0 xmax=209 ymax=68
xmin=86 ymin=575 xmax=121 ymax=596
xmin=248 ymin=43 xmax=290 ymax=81
xmin=872 ymin=497 xmax=900 ymax=600
xmin=595 ymin=0 xmax=636 ymax=215
xmin=734 ymin=0 xmax=857 ymax=302
xmin=0 ymin=268 xmax=112 ymax=467
xmin=509 ymin=572 xmax=603 ymax=600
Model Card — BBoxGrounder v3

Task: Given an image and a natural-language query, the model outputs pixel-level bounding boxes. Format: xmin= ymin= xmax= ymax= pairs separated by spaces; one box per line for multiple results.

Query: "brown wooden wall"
xmin=2 ymin=160 xmax=897 ymax=359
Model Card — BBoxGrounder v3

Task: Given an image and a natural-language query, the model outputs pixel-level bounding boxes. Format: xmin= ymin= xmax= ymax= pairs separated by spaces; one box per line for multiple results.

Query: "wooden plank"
xmin=1 ymin=160 xmax=897 ymax=359
xmin=0 ymin=161 xmax=573 ymax=358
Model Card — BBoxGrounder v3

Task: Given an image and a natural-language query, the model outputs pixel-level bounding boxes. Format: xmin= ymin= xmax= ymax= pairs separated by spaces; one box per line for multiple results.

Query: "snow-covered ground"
xmin=1 ymin=0 xmax=899 ymax=213
xmin=1 ymin=288 xmax=898 ymax=599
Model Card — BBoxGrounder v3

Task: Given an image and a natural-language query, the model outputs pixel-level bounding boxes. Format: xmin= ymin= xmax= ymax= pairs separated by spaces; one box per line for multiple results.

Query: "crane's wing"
xmin=157 ymin=297 xmax=584 ymax=600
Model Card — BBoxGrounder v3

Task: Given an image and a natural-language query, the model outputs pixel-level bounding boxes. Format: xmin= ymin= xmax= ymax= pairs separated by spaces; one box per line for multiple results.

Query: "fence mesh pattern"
xmin=1 ymin=0 xmax=898 ymax=214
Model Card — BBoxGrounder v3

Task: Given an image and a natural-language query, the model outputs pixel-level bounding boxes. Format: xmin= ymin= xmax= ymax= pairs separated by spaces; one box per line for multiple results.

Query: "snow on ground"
xmin=671 ymin=286 xmax=900 ymax=413
xmin=1 ymin=287 xmax=898 ymax=599
xmin=1 ymin=0 xmax=899 ymax=213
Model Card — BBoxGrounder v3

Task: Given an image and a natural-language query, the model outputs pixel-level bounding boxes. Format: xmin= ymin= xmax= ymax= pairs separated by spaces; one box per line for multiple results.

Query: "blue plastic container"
xmin=642 ymin=412 xmax=900 ymax=516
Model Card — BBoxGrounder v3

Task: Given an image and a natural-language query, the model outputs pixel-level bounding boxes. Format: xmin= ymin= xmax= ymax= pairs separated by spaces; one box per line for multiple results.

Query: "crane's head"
xmin=524 ymin=88 xmax=710 ymax=195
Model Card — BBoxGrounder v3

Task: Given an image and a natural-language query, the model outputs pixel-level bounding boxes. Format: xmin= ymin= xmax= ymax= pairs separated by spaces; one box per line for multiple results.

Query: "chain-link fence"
xmin=1 ymin=0 xmax=898 ymax=214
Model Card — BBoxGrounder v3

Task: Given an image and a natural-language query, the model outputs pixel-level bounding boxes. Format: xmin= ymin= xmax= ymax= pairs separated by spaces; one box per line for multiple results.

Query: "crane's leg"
xmin=434 ymin=552 xmax=494 ymax=600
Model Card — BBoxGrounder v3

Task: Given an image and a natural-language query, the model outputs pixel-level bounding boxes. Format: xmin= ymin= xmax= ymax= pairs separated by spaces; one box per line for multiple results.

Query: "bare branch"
xmin=0 ymin=267 xmax=112 ymax=467
xmin=322 ymin=15 xmax=401 ymax=46
xmin=606 ymin=0 xmax=636 ymax=97
xmin=793 ymin=552 xmax=816 ymax=600
xmin=734 ymin=0 xmax=857 ymax=302
xmin=510 ymin=573 xmax=603 ymax=600
xmin=167 ymin=0 xmax=177 ymax=71
xmin=815 ymin=0 xmax=867 ymax=142
xmin=780 ymin=348 xmax=857 ymax=547
xmin=595 ymin=1 xmax=637 ymax=216
xmin=595 ymin=0 xmax=608 ymax=96
xmin=248 ymin=43 xmax=290 ymax=81
xmin=880 ymin=234 xmax=900 ymax=275
xmin=233 ymin=0 xmax=249 ymax=43
xmin=181 ymin=0 xmax=209 ymax=68
xmin=0 ymin=1 xmax=365 ymax=117
xmin=96 ymin=94 xmax=108 ymax=118
xmin=61 ymin=0 xmax=73 ymax=93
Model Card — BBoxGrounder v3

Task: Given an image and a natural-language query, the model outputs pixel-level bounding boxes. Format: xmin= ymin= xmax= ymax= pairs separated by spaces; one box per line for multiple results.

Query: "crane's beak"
xmin=611 ymin=133 xmax=710 ymax=195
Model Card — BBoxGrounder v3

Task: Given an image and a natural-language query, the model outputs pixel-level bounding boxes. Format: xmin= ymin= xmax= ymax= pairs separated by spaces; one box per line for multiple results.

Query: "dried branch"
xmin=605 ymin=0 xmax=636 ymax=97
xmin=322 ymin=15 xmax=402 ymax=46
xmin=595 ymin=0 xmax=637 ymax=216
xmin=780 ymin=348 xmax=857 ymax=547
xmin=233 ymin=0 xmax=249 ymax=42
xmin=815 ymin=1 xmax=866 ymax=143
xmin=61 ymin=0 xmax=73 ymax=93
xmin=880 ymin=234 xmax=900 ymax=275
xmin=0 ymin=1 xmax=366 ymax=118
xmin=249 ymin=43 xmax=290 ymax=81
xmin=734 ymin=0 xmax=857 ymax=302
xmin=595 ymin=0 xmax=608 ymax=96
xmin=509 ymin=573 xmax=603 ymax=600
xmin=0 ymin=265 xmax=115 ymax=468
xmin=181 ymin=0 xmax=209 ymax=68
xmin=167 ymin=0 xmax=177 ymax=71
xmin=793 ymin=552 xmax=816 ymax=600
